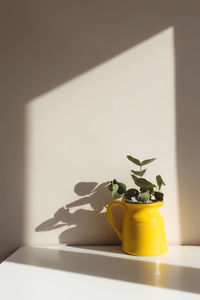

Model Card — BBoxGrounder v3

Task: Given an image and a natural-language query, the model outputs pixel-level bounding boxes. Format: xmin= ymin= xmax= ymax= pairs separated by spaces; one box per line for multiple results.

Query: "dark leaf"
xmin=131 ymin=174 xmax=139 ymax=182
xmin=127 ymin=155 xmax=141 ymax=166
xmin=156 ymin=175 xmax=166 ymax=190
xmin=125 ymin=188 xmax=139 ymax=200
xmin=154 ymin=191 xmax=164 ymax=201
xmin=140 ymin=187 xmax=154 ymax=193
xmin=116 ymin=181 xmax=127 ymax=194
xmin=131 ymin=169 xmax=146 ymax=177
xmin=141 ymin=158 xmax=156 ymax=166
xmin=131 ymin=176 xmax=156 ymax=188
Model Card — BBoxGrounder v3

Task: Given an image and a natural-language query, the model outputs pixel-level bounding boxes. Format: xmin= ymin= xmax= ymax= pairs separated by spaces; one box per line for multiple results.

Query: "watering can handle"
xmin=106 ymin=201 xmax=128 ymax=240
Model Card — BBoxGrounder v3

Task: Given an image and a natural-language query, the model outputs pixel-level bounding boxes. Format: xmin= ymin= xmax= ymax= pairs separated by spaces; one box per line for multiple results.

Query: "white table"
xmin=0 ymin=245 xmax=200 ymax=300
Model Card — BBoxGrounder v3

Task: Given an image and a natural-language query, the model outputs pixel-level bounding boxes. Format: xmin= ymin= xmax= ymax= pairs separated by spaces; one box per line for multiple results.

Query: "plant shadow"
xmin=35 ymin=181 xmax=126 ymax=245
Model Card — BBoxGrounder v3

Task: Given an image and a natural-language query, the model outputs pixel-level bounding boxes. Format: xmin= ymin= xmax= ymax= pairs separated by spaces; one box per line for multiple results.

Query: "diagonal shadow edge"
xmin=4 ymin=246 xmax=200 ymax=294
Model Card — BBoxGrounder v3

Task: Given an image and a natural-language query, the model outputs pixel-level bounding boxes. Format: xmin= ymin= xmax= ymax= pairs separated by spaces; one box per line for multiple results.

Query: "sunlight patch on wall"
xmin=24 ymin=27 xmax=180 ymax=245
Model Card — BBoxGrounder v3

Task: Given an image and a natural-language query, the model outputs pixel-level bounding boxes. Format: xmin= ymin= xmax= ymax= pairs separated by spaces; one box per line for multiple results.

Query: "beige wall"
xmin=25 ymin=29 xmax=179 ymax=245
xmin=1 ymin=1 xmax=200 ymax=260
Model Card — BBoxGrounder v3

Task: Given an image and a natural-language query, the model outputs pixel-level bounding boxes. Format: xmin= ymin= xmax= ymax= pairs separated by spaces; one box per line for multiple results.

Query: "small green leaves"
xmin=118 ymin=182 xmax=127 ymax=194
xmin=131 ymin=197 xmax=138 ymax=203
xmin=127 ymin=155 xmax=141 ymax=166
xmin=139 ymin=191 xmax=151 ymax=202
xmin=111 ymin=184 xmax=119 ymax=197
xmin=154 ymin=191 xmax=164 ymax=201
xmin=125 ymin=188 xmax=139 ymax=200
xmin=112 ymin=179 xmax=126 ymax=194
xmin=125 ymin=198 xmax=138 ymax=203
xmin=108 ymin=179 xmax=126 ymax=199
xmin=156 ymin=175 xmax=166 ymax=190
xmin=108 ymin=155 xmax=165 ymax=204
xmin=131 ymin=175 xmax=156 ymax=189
xmin=127 ymin=155 xmax=156 ymax=167
xmin=131 ymin=169 xmax=146 ymax=177
xmin=141 ymin=158 xmax=156 ymax=166
xmin=140 ymin=187 xmax=154 ymax=193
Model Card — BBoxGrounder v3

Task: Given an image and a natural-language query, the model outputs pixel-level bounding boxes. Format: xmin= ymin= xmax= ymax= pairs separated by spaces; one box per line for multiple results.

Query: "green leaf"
xmin=110 ymin=182 xmax=125 ymax=199
xmin=125 ymin=197 xmax=139 ymax=203
xmin=111 ymin=184 xmax=119 ymax=197
xmin=140 ymin=187 xmax=154 ymax=193
xmin=131 ymin=174 xmax=138 ymax=182
xmin=141 ymin=158 xmax=156 ymax=166
xmin=131 ymin=169 xmax=146 ymax=177
xmin=156 ymin=175 xmax=166 ymax=190
xmin=125 ymin=198 xmax=135 ymax=203
xmin=131 ymin=175 xmax=156 ymax=189
xmin=154 ymin=191 xmax=164 ymax=201
xmin=131 ymin=197 xmax=139 ymax=203
xmin=117 ymin=181 xmax=126 ymax=194
xmin=125 ymin=188 xmax=139 ymax=200
xmin=139 ymin=191 xmax=151 ymax=202
xmin=127 ymin=155 xmax=141 ymax=166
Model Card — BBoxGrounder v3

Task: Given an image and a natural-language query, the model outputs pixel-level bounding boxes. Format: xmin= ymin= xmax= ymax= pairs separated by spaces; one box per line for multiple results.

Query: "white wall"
xmin=25 ymin=28 xmax=180 ymax=246
xmin=1 ymin=1 xmax=200 ymax=260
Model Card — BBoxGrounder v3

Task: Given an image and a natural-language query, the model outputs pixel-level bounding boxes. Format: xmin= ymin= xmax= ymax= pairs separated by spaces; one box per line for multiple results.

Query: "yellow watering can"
xmin=107 ymin=201 xmax=168 ymax=256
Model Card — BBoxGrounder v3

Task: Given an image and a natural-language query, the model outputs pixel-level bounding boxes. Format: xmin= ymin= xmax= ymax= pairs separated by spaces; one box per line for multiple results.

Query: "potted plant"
xmin=108 ymin=155 xmax=166 ymax=203
xmin=106 ymin=155 xmax=168 ymax=256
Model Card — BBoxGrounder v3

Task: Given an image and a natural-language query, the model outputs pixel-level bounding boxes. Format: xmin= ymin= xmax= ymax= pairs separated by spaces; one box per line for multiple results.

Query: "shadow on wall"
xmin=35 ymin=182 xmax=125 ymax=245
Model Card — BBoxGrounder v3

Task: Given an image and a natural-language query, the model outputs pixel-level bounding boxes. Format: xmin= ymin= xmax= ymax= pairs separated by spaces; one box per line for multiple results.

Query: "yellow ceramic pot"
xmin=107 ymin=201 xmax=168 ymax=256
